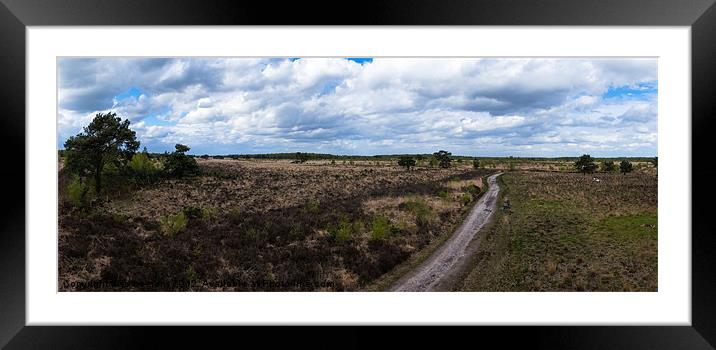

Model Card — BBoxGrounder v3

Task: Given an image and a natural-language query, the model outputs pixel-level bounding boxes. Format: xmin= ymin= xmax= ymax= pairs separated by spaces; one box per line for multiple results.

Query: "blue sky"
xmin=58 ymin=57 xmax=657 ymax=157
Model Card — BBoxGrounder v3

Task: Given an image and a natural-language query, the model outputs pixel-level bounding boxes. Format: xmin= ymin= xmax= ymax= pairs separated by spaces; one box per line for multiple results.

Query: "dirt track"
xmin=391 ymin=173 xmax=503 ymax=292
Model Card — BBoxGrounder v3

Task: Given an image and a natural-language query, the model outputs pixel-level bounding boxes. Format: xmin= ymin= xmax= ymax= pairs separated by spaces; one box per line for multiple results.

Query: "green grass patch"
xmin=458 ymin=172 xmax=658 ymax=292
xmin=591 ymin=213 xmax=657 ymax=242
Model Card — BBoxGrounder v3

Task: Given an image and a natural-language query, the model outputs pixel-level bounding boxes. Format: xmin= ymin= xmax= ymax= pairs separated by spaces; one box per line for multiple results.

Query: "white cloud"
xmin=57 ymin=57 xmax=657 ymax=156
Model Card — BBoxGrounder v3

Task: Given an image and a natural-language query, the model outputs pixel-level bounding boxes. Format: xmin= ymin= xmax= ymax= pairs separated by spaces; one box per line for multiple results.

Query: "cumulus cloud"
xmin=57 ymin=57 xmax=657 ymax=156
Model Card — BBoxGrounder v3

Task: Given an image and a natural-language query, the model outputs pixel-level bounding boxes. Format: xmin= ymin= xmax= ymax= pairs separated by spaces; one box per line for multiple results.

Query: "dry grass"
xmin=58 ymin=158 xmax=494 ymax=291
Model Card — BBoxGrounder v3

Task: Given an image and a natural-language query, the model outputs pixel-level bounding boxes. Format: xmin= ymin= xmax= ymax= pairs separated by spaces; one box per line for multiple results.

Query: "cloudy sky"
xmin=58 ymin=57 xmax=657 ymax=157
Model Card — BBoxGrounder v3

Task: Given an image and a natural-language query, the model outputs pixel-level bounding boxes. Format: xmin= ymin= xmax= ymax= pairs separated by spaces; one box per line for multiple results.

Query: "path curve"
xmin=391 ymin=172 xmax=503 ymax=292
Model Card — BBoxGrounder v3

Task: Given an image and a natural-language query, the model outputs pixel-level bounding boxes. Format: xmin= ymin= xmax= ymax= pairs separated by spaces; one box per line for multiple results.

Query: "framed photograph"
xmin=2 ymin=0 xmax=715 ymax=348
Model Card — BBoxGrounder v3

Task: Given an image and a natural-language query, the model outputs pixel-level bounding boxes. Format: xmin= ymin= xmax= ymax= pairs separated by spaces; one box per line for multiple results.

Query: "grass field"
xmin=457 ymin=171 xmax=658 ymax=291
xmin=58 ymin=158 xmax=492 ymax=291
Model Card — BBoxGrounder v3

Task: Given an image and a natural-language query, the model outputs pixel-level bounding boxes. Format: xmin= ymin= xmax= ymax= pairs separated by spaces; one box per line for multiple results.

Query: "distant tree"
xmin=295 ymin=152 xmax=309 ymax=163
xmin=620 ymin=160 xmax=634 ymax=174
xmin=574 ymin=154 xmax=598 ymax=174
xmin=164 ymin=144 xmax=199 ymax=177
xmin=64 ymin=112 xmax=140 ymax=195
xmin=602 ymin=160 xmax=616 ymax=172
xmin=398 ymin=156 xmax=416 ymax=171
xmin=433 ymin=150 xmax=452 ymax=168
xmin=651 ymin=157 xmax=658 ymax=168
xmin=472 ymin=159 xmax=481 ymax=169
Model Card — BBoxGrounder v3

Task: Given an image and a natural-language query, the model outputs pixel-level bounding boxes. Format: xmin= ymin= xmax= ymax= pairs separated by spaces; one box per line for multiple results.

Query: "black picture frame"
xmin=1 ymin=0 xmax=714 ymax=348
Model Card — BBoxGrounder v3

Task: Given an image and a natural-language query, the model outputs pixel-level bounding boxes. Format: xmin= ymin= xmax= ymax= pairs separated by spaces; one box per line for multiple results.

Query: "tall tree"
xmin=295 ymin=152 xmax=309 ymax=163
xmin=620 ymin=160 xmax=634 ymax=174
xmin=433 ymin=150 xmax=452 ymax=168
xmin=398 ymin=156 xmax=416 ymax=171
xmin=472 ymin=159 xmax=481 ymax=169
xmin=574 ymin=154 xmax=598 ymax=174
xmin=64 ymin=112 xmax=139 ymax=194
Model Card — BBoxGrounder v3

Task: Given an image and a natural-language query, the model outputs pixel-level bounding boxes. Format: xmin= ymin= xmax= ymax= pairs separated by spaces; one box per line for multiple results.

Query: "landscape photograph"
xmin=57 ymin=57 xmax=658 ymax=292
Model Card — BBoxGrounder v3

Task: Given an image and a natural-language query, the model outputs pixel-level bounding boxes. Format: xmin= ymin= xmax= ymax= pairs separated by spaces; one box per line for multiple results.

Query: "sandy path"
xmin=391 ymin=173 xmax=503 ymax=292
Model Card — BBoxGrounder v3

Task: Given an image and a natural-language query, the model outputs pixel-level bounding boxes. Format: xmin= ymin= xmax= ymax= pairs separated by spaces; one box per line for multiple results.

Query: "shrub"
xmin=185 ymin=265 xmax=198 ymax=284
xmin=334 ymin=217 xmax=354 ymax=243
xmin=371 ymin=216 xmax=391 ymax=241
xmin=160 ymin=211 xmax=188 ymax=237
xmin=228 ymin=207 xmax=242 ymax=223
xmin=67 ymin=175 xmax=90 ymax=208
xmin=245 ymin=228 xmax=261 ymax=240
xmin=128 ymin=150 xmax=158 ymax=181
xmin=472 ymin=159 xmax=481 ymax=169
xmin=163 ymin=144 xmax=199 ymax=178
xmin=438 ymin=191 xmax=450 ymax=201
xmin=460 ymin=194 xmax=472 ymax=206
xmin=403 ymin=199 xmax=431 ymax=223
xmin=602 ymin=161 xmax=616 ymax=172
xmin=620 ymin=160 xmax=634 ymax=174
xmin=182 ymin=206 xmax=207 ymax=221
xmin=398 ymin=156 xmax=416 ymax=171
xmin=466 ymin=184 xmax=480 ymax=196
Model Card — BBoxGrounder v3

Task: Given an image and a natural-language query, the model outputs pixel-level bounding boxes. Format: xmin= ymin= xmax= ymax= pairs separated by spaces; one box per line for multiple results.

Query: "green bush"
xmin=466 ymin=184 xmax=480 ymax=196
xmin=460 ymin=194 xmax=472 ymax=206
xmin=245 ymin=228 xmax=264 ymax=241
xmin=601 ymin=161 xmax=616 ymax=172
xmin=334 ymin=217 xmax=354 ymax=243
xmin=620 ymin=160 xmax=634 ymax=174
xmin=228 ymin=207 xmax=242 ymax=223
xmin=438 ymin=191 xmax=450 ymax=201
xmin=163 ymin=144 xmax=199 ymax=178
xmin=182 ymin=206 xmax=208 ymax=221
xmin=128 ymin=151 xmax=158 ymax=180
xmin=67 ymin=175 xmax=89 ymax=208
xmin=185 ymin=265 xmax=198 ymax=284
xmin=160 ymin=211 xmax=188 ymax=237
xmin=371 ymin=216 xmax=392 ymax=241
xmin=403 ymin=199 xmax=431 ymax=223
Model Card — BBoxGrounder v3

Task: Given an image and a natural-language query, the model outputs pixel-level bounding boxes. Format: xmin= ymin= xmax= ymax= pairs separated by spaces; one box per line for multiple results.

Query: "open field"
xmin=457 ymin=171 xmax=658 ymax=291
xmin=59 ymin=158 xmax=493 ymax=291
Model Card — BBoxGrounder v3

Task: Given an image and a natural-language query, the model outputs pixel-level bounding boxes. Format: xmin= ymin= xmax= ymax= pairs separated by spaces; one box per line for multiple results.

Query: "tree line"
xmin=574 ymin=154 xmax=656 ymax=175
